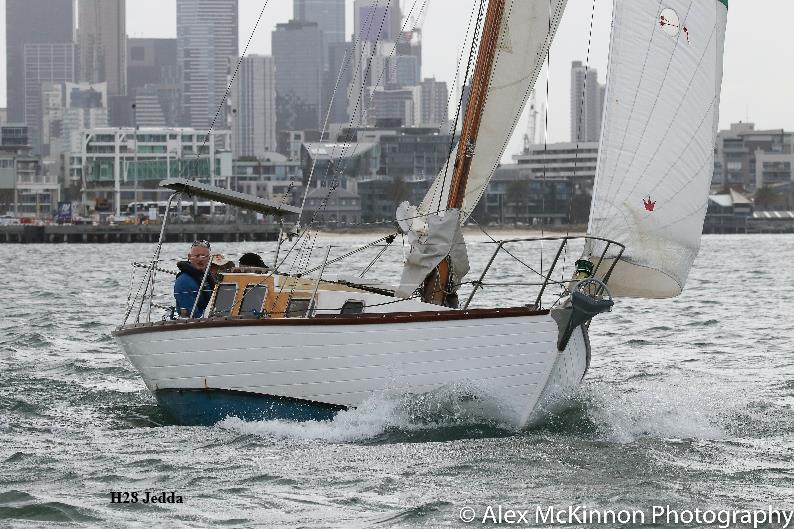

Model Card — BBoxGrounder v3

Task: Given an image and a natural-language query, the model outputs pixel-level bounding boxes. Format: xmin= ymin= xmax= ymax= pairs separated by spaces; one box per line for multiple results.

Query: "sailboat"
xmin=114 ymin=0 xmax=728 ymax=428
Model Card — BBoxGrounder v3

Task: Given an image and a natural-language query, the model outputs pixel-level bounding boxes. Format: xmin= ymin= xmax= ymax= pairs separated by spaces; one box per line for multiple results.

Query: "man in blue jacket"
xmin=174 ymin=240 xmax=215 ymax=317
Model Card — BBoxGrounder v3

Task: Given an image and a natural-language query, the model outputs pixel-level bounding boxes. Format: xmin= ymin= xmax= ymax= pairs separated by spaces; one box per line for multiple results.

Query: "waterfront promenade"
xmin=0 ymin=223 xmax=282 ymax=244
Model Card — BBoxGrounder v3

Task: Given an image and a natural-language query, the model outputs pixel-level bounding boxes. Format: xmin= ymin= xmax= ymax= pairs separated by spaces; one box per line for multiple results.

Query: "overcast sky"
xmin=1 ymin=0 xmax=792 ymax=156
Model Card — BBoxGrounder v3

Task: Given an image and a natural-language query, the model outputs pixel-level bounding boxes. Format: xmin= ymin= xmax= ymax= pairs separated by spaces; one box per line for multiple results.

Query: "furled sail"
xmin=586 ymin=0 xmax=728 ymax=298
xmin=418 ymin=0 xmax=568 ymax=223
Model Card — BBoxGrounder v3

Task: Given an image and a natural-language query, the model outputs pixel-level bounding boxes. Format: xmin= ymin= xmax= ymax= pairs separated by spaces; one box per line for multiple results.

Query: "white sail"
xmin=419 ymin=0 xmax=568 ymax=222
xmin=587 ymin=0 xmax=728 ymax=298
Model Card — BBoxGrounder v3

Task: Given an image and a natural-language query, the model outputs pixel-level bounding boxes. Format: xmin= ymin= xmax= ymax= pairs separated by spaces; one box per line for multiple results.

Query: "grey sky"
xmin=1 ymin=0 xmax=792 ymax=155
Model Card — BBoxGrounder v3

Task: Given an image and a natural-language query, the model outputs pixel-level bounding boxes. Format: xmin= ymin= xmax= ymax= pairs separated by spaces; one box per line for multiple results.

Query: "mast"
xmin=421 ymin=0 xmax=506 ymax=305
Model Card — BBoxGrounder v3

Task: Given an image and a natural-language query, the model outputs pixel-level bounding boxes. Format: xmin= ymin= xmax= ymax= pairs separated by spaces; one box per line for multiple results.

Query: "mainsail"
xmin=418 ymin=0 xmax=568 ymax=223
xmin=586 ymin=0 xmax=728 ymax=298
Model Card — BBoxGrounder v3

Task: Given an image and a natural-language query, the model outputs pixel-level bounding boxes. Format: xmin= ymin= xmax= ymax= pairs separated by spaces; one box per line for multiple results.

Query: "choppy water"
xmin=1 ymin=233 xmax=792 ymax=528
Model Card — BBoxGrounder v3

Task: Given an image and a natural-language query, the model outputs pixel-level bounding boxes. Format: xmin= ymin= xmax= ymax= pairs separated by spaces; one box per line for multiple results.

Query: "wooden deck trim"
xmin=113 ymin=306 xmax=550 ymax=337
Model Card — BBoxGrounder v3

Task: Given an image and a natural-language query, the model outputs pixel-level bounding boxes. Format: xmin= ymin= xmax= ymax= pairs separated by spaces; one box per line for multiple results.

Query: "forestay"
xmin=418 ymin=0 xmax=568 ymax=223
xmin=586 ymin=0 xmax=728 ymax=298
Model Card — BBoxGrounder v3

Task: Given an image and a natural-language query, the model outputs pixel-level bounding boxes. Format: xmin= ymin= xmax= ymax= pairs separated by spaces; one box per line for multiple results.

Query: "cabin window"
xmin=340 ymin=300 xmax=365 ymax=315
xmin=240 ymin=285 xmax=268 ymax=316
xmin=285 ymin=298 xmax=312 ymax=318
xmin=212 ymin=283 xmax=238 ymax=317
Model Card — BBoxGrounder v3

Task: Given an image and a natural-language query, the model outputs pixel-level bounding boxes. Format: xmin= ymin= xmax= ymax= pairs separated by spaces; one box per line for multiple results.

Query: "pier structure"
xmin=0 ymin=223 xmax=281 ymax=243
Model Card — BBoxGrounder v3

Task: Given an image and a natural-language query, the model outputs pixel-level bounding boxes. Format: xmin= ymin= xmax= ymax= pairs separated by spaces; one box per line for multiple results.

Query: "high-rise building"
xmin=325 ymin=41 xmax=353 ymax=125
xmin=366 ymin=78 xmax=447 ymax=128
xmin=294 ymin=0 xmax=345 ymax=47
xmin=128 ymin=39 xmax=178 ymax=91
xmin=5 ymin=0 xmax=74 ymax=123
xmin=128 ymin=38 xmax=180 ymax=127
xmin=368 ymin=87 xmax=415 ymax=126
xmin=177 ymin=0 xmax=239 ymax=129
xmin=78 ymin=0 xmax=127 ymax=96
xmin=294 ymin=1 xmax=348 ymax=127
xmin=570 ymin=61 xmax=604 ymax=143
xmin=41 ymin=81 xmax=108 ymax=185
xmin=348 ymin=1 xmax=403 ymax=125
xmin=394 ymin=30 xmax=422 ymax=86
xmin=229 ymin=55 xmax=277 ymax=159
xmin=272 ymin=20 xmax=324 ymax=135
xmin=418 ymin=78 xmax=447 ymax=128
xmin=354 ymin=0 xmax=402 ymax=44
xmin=24 ymin=43 xmax=76 ymax=154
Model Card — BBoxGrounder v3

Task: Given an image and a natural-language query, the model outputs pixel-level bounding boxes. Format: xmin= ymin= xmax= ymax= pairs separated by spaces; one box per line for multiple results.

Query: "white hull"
xmin=116 ymin=311 xmax=588 ymax=429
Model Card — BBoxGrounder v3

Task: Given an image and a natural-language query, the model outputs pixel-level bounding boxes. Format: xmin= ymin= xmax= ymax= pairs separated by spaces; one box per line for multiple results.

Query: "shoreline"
xmin=0 ymin=222 xmax=789 ymax=244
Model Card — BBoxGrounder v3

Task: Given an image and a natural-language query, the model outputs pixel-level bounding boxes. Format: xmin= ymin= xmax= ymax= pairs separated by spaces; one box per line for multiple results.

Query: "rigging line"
xmin=344 ymin=0 xmax=394 ymax=129
xmin=421 ymin=0 xmax=480 ymax=213
xmin=275 ymin=0 xmax=395 ymax=269
xmin=301 ymin=234 xmax=398 ymax=276
xmin=584 ymin=0 xmax=617 ymax=239
xmin=569 ymin=0 xmax=597 ymax=223
xmin=607 ymin=0 xmax=696 ymax=201
xmin=540 ymin=0 xmax=554 ymax=275
xmin=593 ymin=0 xmax=666 ymax=212
xmin=182 ymin=0 xmax=271 ymax=182
xmin=247 ymin=232 xmax=398 ymax=307
xmin=447 ymin=0 xmax=516 ymax=216
xmin=339 ymin=0 xmax=387 ymax=125
xmin=445 ymin=0 xmax=482 ymax=132
xmin=436 ymin=0 xmax=488 ymax=213
xmin=563 ymin=0 xmax=597 ymax=282
xmin=297 ymin=48 xmax=354 ymax=225
xmin=360 ymin=241 xmax=393 ymax=278
xmin=466 ymin=0 xmax=566 ymax=226
xmin=307 ymin=0 xmax=429 ymax=220
xmin=301 ymin=0 xmax=417 ymax=226
xmin=291 ymin=0 xmax=431 ymax=269
xmin=615 ymin=23 xmax=718 ymax=202
xmin=297 ymin=0 xmax=420 ymax=226
xmin=281 ymin=0 xmax=432 ymax=278
xmin=276 ymin=0 xmax=383 ymax=243
xmin=277 ymin=233 xmax=318 ymax=307
xmin=450 ymin=0 xmax=511 ymax=215
xmin=467 ymin=216 xmax=547 ymax=279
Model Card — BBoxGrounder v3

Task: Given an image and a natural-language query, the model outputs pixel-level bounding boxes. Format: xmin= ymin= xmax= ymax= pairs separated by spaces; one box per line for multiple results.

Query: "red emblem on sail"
xmin=643 ymin=196 xmax=656 ymax=212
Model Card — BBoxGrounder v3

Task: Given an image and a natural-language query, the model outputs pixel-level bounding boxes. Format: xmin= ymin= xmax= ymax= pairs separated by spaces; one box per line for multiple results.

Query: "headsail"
xmin=586 ymin=0 xmax=728 ymax=298
xmin=418 ymin=0 xmax=568 ymax=223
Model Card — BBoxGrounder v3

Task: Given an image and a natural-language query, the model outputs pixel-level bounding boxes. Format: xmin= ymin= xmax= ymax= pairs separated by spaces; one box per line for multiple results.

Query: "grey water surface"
xmin=0 ymin=233 xmax=792 ymax=528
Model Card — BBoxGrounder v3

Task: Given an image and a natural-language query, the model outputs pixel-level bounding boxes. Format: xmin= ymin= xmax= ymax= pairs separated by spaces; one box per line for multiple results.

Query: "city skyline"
xmin=0 ymin=0 xmax=792 ymax=147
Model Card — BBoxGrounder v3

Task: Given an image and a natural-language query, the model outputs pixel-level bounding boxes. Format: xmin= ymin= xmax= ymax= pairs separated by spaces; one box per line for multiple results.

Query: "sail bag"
xmin=587 ymin=0 xmax=728 ymax=298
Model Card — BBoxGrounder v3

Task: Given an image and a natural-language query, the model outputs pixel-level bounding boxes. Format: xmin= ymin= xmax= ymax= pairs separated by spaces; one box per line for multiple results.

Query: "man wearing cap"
xmin=174 ymin=240 xmax=215 ymax=318
xmin=210 ymin=254 xmax=234 ymax=282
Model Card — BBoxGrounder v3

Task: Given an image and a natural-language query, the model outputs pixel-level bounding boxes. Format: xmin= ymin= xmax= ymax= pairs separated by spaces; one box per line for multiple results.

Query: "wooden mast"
xmin=421 ymin=0 xmax=506 ymax=305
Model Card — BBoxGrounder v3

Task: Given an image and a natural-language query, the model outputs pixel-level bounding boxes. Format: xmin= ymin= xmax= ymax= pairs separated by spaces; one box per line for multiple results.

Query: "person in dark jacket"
xmin=174 ymin=240 xmax=215 ymax=317
xmin=238 ymin=252 xmax=269 ymax=270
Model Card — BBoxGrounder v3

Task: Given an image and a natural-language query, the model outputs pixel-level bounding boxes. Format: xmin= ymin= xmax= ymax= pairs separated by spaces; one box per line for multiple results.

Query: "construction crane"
xmin=522 ymin=91 xmax=541 ymax=153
